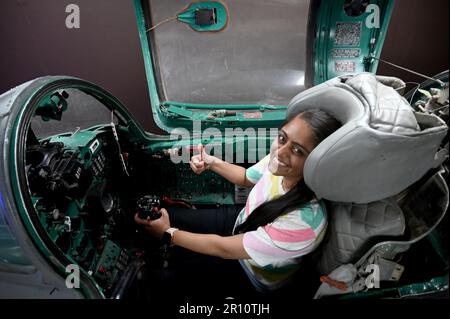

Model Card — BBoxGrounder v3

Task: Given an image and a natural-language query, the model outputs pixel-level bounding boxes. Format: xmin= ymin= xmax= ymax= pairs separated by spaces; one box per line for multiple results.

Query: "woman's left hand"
xmin=134 ymin=208 xmax=170 ymax=240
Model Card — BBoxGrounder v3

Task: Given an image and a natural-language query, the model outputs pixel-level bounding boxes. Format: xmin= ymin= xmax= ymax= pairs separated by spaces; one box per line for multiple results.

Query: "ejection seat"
xmin=286 ymin=73 xmax=449 ymax=298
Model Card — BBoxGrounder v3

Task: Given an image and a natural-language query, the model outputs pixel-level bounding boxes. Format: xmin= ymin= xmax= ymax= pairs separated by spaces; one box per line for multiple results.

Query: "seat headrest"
xmin=287 ymin=73 xmax=448 ymax=203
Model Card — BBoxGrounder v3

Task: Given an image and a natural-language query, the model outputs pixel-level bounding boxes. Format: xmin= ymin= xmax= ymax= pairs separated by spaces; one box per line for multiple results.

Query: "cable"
xmin=146 ymin=3 xmax=191 ymax=33
xmin=402 ymin=81 xmax=420 ymax=91
xmin=370 ymin=55 xmax=446 ymax=86
xmin=432 ymin=104 xmax=449 ymax=113
xmin=404 ymin=82 xmax=421 ymax=104
xmin=110 ymin=111 xmax=129 ymax=177
xmin=409 ymin=85 xmax=421 ymax=105
xmin=146 ymin=16 xmax=178 ymax=32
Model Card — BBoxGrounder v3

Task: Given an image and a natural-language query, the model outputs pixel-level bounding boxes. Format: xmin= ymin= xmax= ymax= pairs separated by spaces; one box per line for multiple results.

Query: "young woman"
xmin=135 ymin=109 xmax=341 ymax=296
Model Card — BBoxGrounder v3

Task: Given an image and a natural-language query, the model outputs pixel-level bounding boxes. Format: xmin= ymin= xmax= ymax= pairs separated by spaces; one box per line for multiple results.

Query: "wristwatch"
xmin=162 ymin=227 xmax=179 ymax=246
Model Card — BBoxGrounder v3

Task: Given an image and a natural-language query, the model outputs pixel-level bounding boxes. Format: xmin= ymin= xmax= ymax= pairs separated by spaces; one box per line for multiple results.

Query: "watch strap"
xmin=165 ymin=227 xmax=179 ymax=245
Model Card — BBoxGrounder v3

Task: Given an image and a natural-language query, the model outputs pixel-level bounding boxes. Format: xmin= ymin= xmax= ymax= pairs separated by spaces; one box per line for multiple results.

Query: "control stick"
xmin=136 ymin=195 xmax=162 ymax=220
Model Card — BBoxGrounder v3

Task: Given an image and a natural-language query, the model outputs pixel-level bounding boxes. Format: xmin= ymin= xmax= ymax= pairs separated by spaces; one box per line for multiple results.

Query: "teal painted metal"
xmin=49 ymin=130 xmax=101 ymax=150
xmin=163 ymin=101 xmax=288 ymax=111
xmin=162 ymin=101 xmax=286 ymax=130
xmin=133 ymin=0 xmax=288 ymax=133
xmin=340 ymin=274 xmax=449 ymax=299
xmin=6 ymin=78 xmax=147 ymax=299
xmin=364 ymin=0 xmax=395 ymax=72
xmin=0 ymin=191 xmax=32 ymax=266
xmin=313 ymin=0 xmax=394 ymax=85
xmin=427 ymin=229 xmax=449 ymax=268
xmin=133 ymin=0 xmax=166 ymax=131
xmin=9 ymin=94 xmax=100 ymax=299
xmin=160 ymin=108 xmax=286 ymax=131
xmin=397 ymin=275 xmax=449 ymax=298
xmin=177 ymin=1 xmax=228 ymax=32
xmin=135 ymin=0 xmax=394 ymax=132
xmin=36 ymin=92 xmax=68 ymax=121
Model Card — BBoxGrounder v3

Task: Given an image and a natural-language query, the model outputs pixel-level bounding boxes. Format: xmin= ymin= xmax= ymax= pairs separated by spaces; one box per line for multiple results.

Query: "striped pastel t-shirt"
xmin=233 ymin=155 xmax=328 ymax=292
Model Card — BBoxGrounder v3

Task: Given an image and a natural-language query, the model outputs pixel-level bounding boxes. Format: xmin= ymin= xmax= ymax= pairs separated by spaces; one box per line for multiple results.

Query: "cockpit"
xmin=0 ymin=0 xmax=448 ymax=301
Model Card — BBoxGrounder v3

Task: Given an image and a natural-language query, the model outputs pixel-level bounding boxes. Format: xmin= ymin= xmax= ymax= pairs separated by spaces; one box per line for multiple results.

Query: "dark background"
xmin=0 ymin=0 xmax=448 ymax=133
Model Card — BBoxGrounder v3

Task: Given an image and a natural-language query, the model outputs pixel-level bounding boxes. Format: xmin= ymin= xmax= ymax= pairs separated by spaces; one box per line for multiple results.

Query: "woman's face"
xmin=268 ymin=116 xmax=316 ymax=182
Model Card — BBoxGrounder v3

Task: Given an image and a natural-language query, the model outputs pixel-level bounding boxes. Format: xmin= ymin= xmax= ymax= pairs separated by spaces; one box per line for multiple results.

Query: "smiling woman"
xmin=134 ymin=108 xmax=342 ymax=295
xmin=237 ymin=110 xmax=341 ymax=234
xmin=0 ymin=71 xmax=448 ymax=300
xmin=0 ymin=0 xmax=448 ymax=303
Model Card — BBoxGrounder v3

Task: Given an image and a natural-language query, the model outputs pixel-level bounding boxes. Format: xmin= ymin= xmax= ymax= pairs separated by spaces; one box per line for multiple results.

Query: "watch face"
xmin=162 ymin=231 xmax=172 ymax=245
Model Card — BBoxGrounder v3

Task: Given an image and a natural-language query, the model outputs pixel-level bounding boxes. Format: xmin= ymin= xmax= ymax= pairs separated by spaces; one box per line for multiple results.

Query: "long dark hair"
xmin=234 ymin=109 xmax=341 ymax=234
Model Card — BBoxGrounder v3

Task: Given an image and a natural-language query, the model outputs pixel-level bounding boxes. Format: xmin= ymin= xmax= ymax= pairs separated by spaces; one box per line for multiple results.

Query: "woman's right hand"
xmin=190 ymin=144 xmax=215 ymax=175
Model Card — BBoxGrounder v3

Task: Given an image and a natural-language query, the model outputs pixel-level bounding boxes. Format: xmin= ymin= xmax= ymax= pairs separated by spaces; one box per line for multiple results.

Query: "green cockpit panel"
xmin=134 ymin=0 xmax=394 ymax=133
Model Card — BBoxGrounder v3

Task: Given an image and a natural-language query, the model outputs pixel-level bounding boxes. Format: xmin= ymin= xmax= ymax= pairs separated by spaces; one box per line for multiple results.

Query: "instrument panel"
xmin=26 ymin=126 xmax=136 ymax=295
xmin=24 ymin=123 xmax=242 ymax=297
